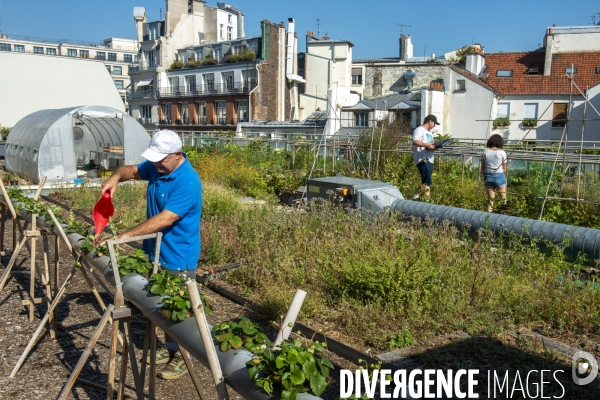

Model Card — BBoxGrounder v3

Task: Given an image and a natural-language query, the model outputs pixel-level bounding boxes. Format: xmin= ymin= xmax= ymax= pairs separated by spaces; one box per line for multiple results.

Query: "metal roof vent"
xmin=403 ymin=70 xmax=416 ymax=89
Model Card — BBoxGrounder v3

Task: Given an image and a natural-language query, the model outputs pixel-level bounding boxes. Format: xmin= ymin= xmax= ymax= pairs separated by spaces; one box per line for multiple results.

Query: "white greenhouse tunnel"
xmin=6 ymin=106 xmax=150 ymax=184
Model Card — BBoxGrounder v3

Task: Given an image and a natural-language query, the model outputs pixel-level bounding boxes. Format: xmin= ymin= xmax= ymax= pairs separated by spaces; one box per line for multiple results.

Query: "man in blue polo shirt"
xmin=101 ymin=129 xmax=202 ymax=380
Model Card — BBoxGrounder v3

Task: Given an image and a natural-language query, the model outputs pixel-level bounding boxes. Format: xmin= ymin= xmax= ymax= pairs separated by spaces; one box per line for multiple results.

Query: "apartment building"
xmin=129 ymin=1 xmax=303 ymax=131
xmin=128 ymin=0 xmax=246 ymax=128
xmin=0 ymin=34 xmax=138 ymax=112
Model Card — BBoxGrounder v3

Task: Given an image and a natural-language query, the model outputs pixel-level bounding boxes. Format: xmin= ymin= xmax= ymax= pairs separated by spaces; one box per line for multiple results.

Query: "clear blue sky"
xmin=1 ymin=0 xmax=599 ymax=58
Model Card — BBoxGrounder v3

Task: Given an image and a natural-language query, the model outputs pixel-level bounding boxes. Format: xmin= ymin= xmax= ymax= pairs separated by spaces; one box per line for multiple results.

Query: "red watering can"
xmin=93 ymin=192 xmax=114 ymax=239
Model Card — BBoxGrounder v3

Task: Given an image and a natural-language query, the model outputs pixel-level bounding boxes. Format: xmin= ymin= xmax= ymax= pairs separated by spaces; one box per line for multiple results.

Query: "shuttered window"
xmin=552 ymin=103 xmax=567 ymax=128
xmin=352 ymin=68 xmax=362 ymax=85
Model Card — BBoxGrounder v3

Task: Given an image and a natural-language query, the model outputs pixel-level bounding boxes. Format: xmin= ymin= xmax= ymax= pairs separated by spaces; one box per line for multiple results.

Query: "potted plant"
xmin=522 ymin=118 xmax=538 ymax=128
xmin=169 ymin=60 xmax=184 ymax=70
xmin=492 ymin=117 xmax=510 ymax=129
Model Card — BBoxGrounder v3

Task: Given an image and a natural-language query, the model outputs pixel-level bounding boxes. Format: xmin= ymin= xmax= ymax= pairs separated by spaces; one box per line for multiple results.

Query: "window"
xmin=169 ymin=77 xmax=179 ymax=94
xmin=162 ymin=103 xmax=172 ymax=122
xmin=355 ymin=112 xmax=368 ymax=127
xmin=144 ymin=51 xmax=155 ymax=67
xmin=79 ymin=50 xmax=89 ymax=58
xmin=46 ymin=48 xmax=56 ymax=55
xmin=496 ymin=70 xmax=513 ymax=77
xmin=497 ymin=103 xmax=510 ymax=118
xmin=114 ymin=80 xmax=124 ymax=89
xmin=106 ymin=65 xmax=111 ymax=73
xmin=236 ymin=100 xmax=248 ymax=122
xmin=204 ymin=73 xmax=214 ymax=90
xmin=351 ymin=68 xmax=362 ymax=85
xmin=216 ymin=102 xmax=227 ymax=124
xmin=222 ymin=71 xmax=234 ymax=90
xmin=96 ymin=51 xmax=106 ymax=60
xmin=228 ymin=15 xmax=232 ymax=23
xmin=195 ymin=102 xmax=207 ymax=124
xmin=565 ymin=66 xmax=577 ymax=74
xmin=33 ymin=46 xmax=44 ymax=54
xmin=596 ymin=66 xmax=600 ymax=74
xmin=113 ymin=66 xmax=122 ymax=75
xmin=185 ymin=75 xmax=196 ymax=92
xmin=552 ymin=103 xmax=568 ymax=127
xmin=141 ymin=105 xmax=152 ymax=119
xmin=227 ymin=26 xmax=232 ymax=41
xmin=134 ymin=55 xmax=139 ymax=63
xmin=108 ymin=52 xmax=117 ymax=61
xmin=456 ymin=80 xmax=466 ymax=91
xmin=14 ymin=45 xmax=24 ymax=52
xmin=178 ymin=103 xmax=188 ymax=123
xmin=524 ymin=103 xmax=538 ymax=119
xmin=67 ymin=48 xmax=77 ymax=57
xmin=0 ymin=43 xmax=11 ymax=51
xmin=220 ymin=24 xmax=224 ymax=39
xmin=123 ymin=54 xmax=132 ymax=63
xmin=214 ymin=48 xmax=222 ymax=61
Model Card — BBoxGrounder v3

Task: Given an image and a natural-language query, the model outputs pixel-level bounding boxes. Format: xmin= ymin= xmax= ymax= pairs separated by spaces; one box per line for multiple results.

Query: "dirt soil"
xmin=0 ymin=216 xmax=353 ymax=400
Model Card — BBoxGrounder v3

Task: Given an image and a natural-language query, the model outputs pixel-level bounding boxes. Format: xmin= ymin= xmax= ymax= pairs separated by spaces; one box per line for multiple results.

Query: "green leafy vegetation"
xmin=493 ymin=117 xmax=511 ymax=129
xmin=247 ymin=338 xmax=333 ymax=400
xmin=212 ymin=317 xmax=271 ymax=353
xmin=147 ymin=269 xmax=211 ymax=321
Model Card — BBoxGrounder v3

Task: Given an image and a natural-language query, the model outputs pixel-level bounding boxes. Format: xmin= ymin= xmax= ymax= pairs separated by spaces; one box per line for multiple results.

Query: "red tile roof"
xmin=480 ymin=51 xmax=600 ymax=95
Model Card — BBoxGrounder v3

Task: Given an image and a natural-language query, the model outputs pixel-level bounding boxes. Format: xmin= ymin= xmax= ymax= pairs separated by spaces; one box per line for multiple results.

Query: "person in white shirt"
xmin=412 ymin=115 xmax=439 ymax=199
xmin=480 ymin=134 xmax=508 ymax=212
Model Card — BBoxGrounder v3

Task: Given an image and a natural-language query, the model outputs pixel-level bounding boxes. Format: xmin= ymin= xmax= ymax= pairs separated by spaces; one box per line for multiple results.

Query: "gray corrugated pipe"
xmin=391 ymin=199 xmax=600 ymax=263
xmin=14 ymin=208 xmax=322 ymax=399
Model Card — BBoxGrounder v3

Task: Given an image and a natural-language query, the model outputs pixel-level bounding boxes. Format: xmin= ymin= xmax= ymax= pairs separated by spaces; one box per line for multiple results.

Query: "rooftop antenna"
xmin=160 ymin=7 xmax=163 ymax=20
xmin=316 ymin=18 xmax=321 ymax=37
xmin=579 ymin=13 xmax=600 ymax=25
xmin=390 ymin=23 xmax=411 ymax=36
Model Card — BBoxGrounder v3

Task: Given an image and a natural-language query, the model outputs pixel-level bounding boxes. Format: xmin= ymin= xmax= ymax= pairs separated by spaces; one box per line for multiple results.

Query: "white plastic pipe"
xmin=273 ymin=289 xmax=307 ymax=348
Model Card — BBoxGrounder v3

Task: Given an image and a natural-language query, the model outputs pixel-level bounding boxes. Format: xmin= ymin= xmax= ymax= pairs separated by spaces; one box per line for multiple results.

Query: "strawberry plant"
xmin=147 ymin=269 xmax=211 ymax=322
xmin=117 ymin=249 xmax=153 ymax=276
xmin=212 ymin=317 xmax=272 ymax=353
xmin=246 ymin=338 xmax=333 ymax=400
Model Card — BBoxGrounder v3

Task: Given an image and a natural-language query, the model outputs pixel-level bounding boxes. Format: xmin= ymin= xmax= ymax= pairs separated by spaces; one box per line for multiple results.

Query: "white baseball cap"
xmin=141 ymin=130 xmax=182 ymax=162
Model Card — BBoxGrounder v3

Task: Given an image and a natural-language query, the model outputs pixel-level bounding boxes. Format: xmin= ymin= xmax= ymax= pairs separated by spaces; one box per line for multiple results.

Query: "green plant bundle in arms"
xmin=212 ymin=317 xmax=272 ymax=353
xmin=246 ymin=338 xmax=333 ymax=400
xmin=147 ymin=269 xmax=212 ymax=321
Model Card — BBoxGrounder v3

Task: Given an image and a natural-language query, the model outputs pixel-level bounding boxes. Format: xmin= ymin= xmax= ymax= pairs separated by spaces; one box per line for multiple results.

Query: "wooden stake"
xmin=178 ymin=344 xmax=208 ymax=400
xmin=57 ymin=304 xmax=115 ymax=399
xmin=186 ymin=279 xmax=230 ymax=400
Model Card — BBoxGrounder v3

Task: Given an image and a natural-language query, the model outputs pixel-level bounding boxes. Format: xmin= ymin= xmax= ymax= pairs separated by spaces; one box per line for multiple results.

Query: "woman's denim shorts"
xmin=484 ymin=172 xmax=506 ymax=188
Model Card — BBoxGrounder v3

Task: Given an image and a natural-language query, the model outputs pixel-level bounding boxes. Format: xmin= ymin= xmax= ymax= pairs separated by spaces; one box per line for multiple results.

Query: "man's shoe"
xmin=157 ymin=354 xmax=188 ymax=380
xmin=146 ymin=342 xmax=171 ymax=365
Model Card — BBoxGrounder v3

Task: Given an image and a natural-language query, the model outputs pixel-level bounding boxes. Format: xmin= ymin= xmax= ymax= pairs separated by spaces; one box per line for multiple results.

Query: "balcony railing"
xmin=138 ymin=117 xmax=152 ymax=124
xmin=158 ymin=116 xmax=237 ymax=126
xmin=158 ymin=80 xmax=258 ymax=98
xmin=128 ymin=90 xmax=157 ymax=99
xmin=129 ymin=61 xmax=158 ymax=73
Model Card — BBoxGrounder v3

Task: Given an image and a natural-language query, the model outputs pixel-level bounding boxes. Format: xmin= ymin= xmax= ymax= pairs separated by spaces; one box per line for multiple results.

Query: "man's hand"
xmin=101 ymin=175 xmax=119 ymax=198
xmin=426 ymin=144 xmax=436 ymax=150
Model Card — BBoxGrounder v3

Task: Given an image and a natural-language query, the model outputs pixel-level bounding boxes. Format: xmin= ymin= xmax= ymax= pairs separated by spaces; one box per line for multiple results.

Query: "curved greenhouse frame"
xmin=6 ymin=105 xmax=150 ymax=184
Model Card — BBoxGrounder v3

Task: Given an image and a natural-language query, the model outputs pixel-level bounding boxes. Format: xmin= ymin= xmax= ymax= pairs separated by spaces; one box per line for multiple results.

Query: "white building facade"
xmin=0 ymin=34 xmax=137 ymax=113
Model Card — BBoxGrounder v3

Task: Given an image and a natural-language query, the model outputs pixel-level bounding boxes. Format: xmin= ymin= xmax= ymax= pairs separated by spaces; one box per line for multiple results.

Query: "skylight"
xmin=496 ymin=70 xmax=513 ymax=77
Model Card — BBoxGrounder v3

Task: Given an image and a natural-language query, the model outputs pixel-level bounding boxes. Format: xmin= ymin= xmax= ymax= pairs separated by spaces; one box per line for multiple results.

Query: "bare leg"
xmin=486 ymin=187 xmax=496 ymax=212
xmin=423 ymin=185 xmax=431 ymax=198
xmin=498 ymin=185 xmax=507 ymax=205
